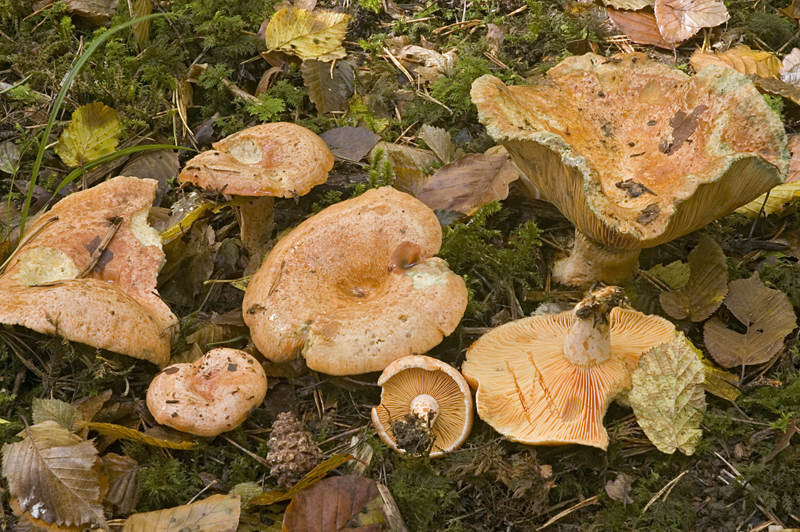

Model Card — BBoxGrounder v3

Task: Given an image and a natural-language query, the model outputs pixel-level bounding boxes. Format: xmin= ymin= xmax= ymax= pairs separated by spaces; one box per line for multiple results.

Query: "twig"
xmin=536 ymin=495 xmax=600 ymax=530
xmin=642 ymin=470 xmax=688 ymax=515
xmin=220 ymin=434 xmax=271 ymax=468
xmin=77 ymin=216 xmax=123 ymax=277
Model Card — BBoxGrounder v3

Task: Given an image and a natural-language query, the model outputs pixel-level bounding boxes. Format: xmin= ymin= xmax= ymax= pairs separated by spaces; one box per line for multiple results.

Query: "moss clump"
xmin=388 ymin=457 xmax=459 ymax=531
xmin=132 ymin=449 xmax=205 ymax=511
xmin=758 ymin=260 xmax=800 ymax=309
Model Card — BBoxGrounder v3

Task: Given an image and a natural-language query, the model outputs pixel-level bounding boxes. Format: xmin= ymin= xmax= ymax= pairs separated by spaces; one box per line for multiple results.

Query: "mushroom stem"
xmin=563 ymin=286 xmax=627 ymax=366
xmin=409 ymin=394 xmax=439 ymax=425
xmin=552 ymin=230 xmax=641 ymax=288
xmin=237 ymin=196 xmax=275 ymax=276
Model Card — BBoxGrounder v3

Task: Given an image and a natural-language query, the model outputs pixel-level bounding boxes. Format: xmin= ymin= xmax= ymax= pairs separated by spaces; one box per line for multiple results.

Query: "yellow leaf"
xmin=57 ymin=102 xmax=121 ymax=167
xmin=76 ymin=421 xmax=195 ymax=450
xmin=131 ymin=0 xmax=152 ymax=48
xmin=737 ymin=181 xmax=800 ymax=217
xmin=123 ymin=493 xmax=240 ymax=532
xmin=247 ymin=454 xmax=353 ymax=507
xmin=690 ymin=45 xmax=782 ymax=78
xmin=263 ymin=7 xmax=350 ymax=61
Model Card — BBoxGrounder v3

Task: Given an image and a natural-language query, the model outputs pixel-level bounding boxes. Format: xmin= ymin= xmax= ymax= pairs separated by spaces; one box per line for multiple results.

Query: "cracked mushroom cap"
xmin=242 ymin=187 xmax=468 ymax=375
xmin=371 ymin=355 xmax=473 ymax=458
xmin=0 ymin=176 xmax=177 ymax=367
xmin=146 ymin=348 xmax=268 ymax=437
xmin=179 ymin=122 xmax=334 ymax=197
xmin=461 ymin=307 xmax=675 ymax=449
xmin=471 ymin=53 xmax=788 ymax=250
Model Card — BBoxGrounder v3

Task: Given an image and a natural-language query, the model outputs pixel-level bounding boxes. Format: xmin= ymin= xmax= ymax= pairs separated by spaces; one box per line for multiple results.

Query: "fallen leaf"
xmin=263 ymin=7 xmax=350 ymax=61
xmin=599 ymin=0 xmax=654 ymax=10
xmin=609 ymin=10 xmax=676 ymax=49
xmin=122 ymin=493 xmax=240 ymax=532
xmin=281 ymin=476 xmax=385 ymax=532
xmin=102 ymin=453 xmax=140 ymax=515
xmin=2 ymin=421 xmax=107 ymax=528
xmin=248 ymin=454 xmax=353 ymax=507
xmin=75 ymin=421 xmax=195 ymax=450
xmin=659 ymin=105 xmax=708 ymax=155
xmin=0 ymin=140 xmax=21 ymax=174
xmin=319 ymin=127 xmax=381 ymax=162
xmin=119 ymin=149 xmax=180 ymax=196
xmin=654 ymin=0 xmax=729 ymax=44
xmin=301 ymin=59 xmax=356 ymax=115
xmin=72 ymin=390 xmax=113 ymax=424
xmin=130 ymin=0 xmax=152 ymax=48
xmin=629 ymin=334 xmax=706 ymax=455
xmin=748 ymin=75 xmax=800 ymax=108
xmin=781 ymin=48 xmax=800 ymax=82
xmin=648 ymin=260 xmax=690 ymax=289
xmin=690 ymin=45 xmax=781 ymax=78
xmin=762 ymin=419 xmax=797 ymax=463
xmin=396 ymin=45 xmax=457 ymax=84
xmin=418 ymin=125 xmax=458 ymax=164
xmin=371 ymin=142 xmax=440 ymax=196
xmin=660 ymin=235 xmax=728 ymax=321
xmin=736 ymin=181 xmax=800 ymax=217
xmin=65 ymin=0 xmax=119 ymax=26
xmin=605 ymin=473 xmax=634 ymax=505
xmin=57 ymin=102 xmax=121 ymax=168
xmin=703 ymin=273 xmax=796 ymax=368
xmin=32 ymin=398 xmax=79 ymax=431
xmin=701 ymin=357 xmax=741 ymax=401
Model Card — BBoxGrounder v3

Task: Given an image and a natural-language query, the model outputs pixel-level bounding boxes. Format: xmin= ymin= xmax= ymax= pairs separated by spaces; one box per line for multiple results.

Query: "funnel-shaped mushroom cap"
xmin=461 ymin=307 xmax=675 ymax=449
xmin=146 ymin=348 xmax=268 ymax=437
xmin=243 ymin=187 xmax=468 ymax=375
xmin=472 ymin=53 xmax=788 ymax=250
xmin=371 ymin=355 xmax=473 ymax=458
xmin=0 ymin=176 xmax=177 ymax=366
xmin=179 ymin=122 xmax=334 ymax=197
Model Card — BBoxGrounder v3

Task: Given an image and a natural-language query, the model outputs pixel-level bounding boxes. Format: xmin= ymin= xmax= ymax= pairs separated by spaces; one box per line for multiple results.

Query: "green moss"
xmin=758 ymin=260 xmax=800 ymax=309
xmin=134 ymin=450 xmax=205 ymax=511
xmin=388 ymin=457 xmax=459 ymax=531
xmin=741 ymin=11 xmax=798 ymax=50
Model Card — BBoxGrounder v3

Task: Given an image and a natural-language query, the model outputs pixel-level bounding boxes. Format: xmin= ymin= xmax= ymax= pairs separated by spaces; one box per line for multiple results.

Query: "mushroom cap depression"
xmin=179 ymin=122 xmax=334 ymax=197
xmin=371 ymin=355 xmax=473 ymax=458
xmin=243 ymin=187 xmax=468 ymax=375
xmin=0 ymin=176 xmax=177 ymax=366
xmin=471 ymin=53 xmax=788 ymax=251
xmin=461 ymin=308 xmax=675 ymax=449
xmin=146 ymin=348 xmax=268 ymax=437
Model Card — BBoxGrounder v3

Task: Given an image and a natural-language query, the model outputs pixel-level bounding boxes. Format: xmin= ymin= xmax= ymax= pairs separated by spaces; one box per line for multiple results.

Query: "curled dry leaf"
xmin=781 ymin=48 xmax=800 ymax=82
xmin=608 ymin=9 xmax=675 ymax=50
xmin=690 ymin=45 xmax=781 ymax=78
xmin=629 ymin=334 xmax=706 ymax=455
xmin=704 ymin=272 xmax=796 ymax=368
xmin=263 ymin=7 xmax=350 ymax=61
xmin=747 ymin=74 xmax=800 ymax=109
xmin=75 ymin=421 xmax=195 ymax=450
xmin=319 ymin=127 xmax=381 ymax=162
xmin=371 ymin=141 xmax=441 ymax=196
xmin=654 ymin=0 xmax=729 ymax=44
xmin=57 ymin=102 xmax=121 ymax=168
xmin=301 ymin=59 xmax=356 ymax=115
xmin=605 ymin=473 xmax=635 ymax=505
xmin=660 ymin=235 xmax=728 ymax=321
xmin=418 ymin=125 xmax=458 ymax=165
xmin=122 ymin=493 xmax=240 ymax=532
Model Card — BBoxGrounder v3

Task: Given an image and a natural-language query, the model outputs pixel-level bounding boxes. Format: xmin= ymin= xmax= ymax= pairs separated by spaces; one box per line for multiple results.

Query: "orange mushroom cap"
xmin=146 ymin=348 xmax=268 ymax=437
xmin=371 ymin=355 xmax=473 ymax=458
xmin=243 ymin=187 xmax=468 ymax=375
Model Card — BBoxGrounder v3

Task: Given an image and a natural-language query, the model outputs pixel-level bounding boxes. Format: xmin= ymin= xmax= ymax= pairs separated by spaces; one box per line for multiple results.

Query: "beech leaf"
xmin=2 ymin=421 xmax=106 ymax=528
xmin=102 ymin=453 xmax=140 ymax=515
xmin=747 ymin=75 xmax=800 ymax=108
xmin=372 ymin=142 xmax=441 ymax=197
xmin=263 ymin=7 xmax=350 ymax=61
xmin=660 ymin=235 xmax=728 ymax=321
xmin=704 ymin=273 xmax=796 ymax=368
xmin=32 ymin=398 xmax=79 ymax=431
xmin=57 ymin=102 xmax=121 ymax=168
xmin=301 ymin=59 xmax=355 ymax=115
xmin=599 ymin=0 xmax=654 ymax=10
xmin=690 ymin=45 xmax=781 ymax=78
xmin=122 ymin=493 xmax=240 ymax=532
xmin=281 ymin=476 xmax=386 ymax=532
xmin=319 ymin=127 xmax=380 ymax=162
xmin=131 ymin=0 xmax=152 ymax=48
xmin=608 ymin=9 xmax=675 ymax=50
xmin=247 ymin=454 xmax=354 ymax=507
xmin=629 ymin=334 xmax=706 ymax=455
xmin=654 ymin=0 xmax=729 ymax=43
xmin=76 ymin=421 xmax=195 ymax=450
xmin=418 ymin=125 xmax=458 ymax=165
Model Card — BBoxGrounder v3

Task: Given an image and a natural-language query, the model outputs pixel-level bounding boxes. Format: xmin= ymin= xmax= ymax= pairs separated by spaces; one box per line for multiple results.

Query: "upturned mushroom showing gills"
xmin=179 ymin=122 xmax=334 ymax=274
xmin=471 ymin=53 xmax=788 ymax=288
xmin=371 ymin=355 xmax=473 ymax=458
xmin=146 ymin=348 xmax=268 ymax=437
xmin=461 ymin=286 xmax=675 ymax=450
xmin=243 ymin=187 xmax=468 ymax=376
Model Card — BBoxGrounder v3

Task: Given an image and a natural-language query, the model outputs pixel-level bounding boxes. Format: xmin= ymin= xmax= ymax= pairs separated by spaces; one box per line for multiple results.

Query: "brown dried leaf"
xmin=762 ymin=419 xmax=797 ymax=463
xmin=600 ymin=0 xmax=654 ymax=10
xmin=605 ymin=473 xmax=634 ymax=505
xmin=748 ymin=75 xmax=800 ymax=108
xmin=371 ymin=142 xmax=441 ymax=197
xmin=781 ymin=48 xmax=800 ymax=79
xmin=102 ymin=453 xmax=140 ymax=515
xmin=122 ymin=493 xmax=240 ymax=532
xmin=2 ymin=422 xmax=106 ymax=528
xmin=248 ymin=454 xmax=353 ymax=507
xmin=654 ymin=0 xmax=728 ymax=43
xmin=418 ymin=125 xmax=458 ymax=165
xmin=119 ymin=149 xmax=180 ymax=194
xmin=690 ymin=45 xmax=782 ymax=78
xmin=76 ymin=421 xmax=195 ymax=450
xmin=282 ymin=476 xmax=383 ymax=532
xmin=32 ymin=398 xmax=79 ymax=431
xmin=319 ymin=127 xmax=381 ymax=162
xmin=301 ymin=59 xmax=355 ymax=116
xmin=703 ymin=273 xmax=796 ymax=368
xmin=130 ymin=0 xmax=152 ymax=48
xmin=64 ymin=0 xmax=118 ymax=26
xmin=660 ymin=235 xmax=728 ymax=321
xmin=608 ymin=9 xmax=675 ymax=50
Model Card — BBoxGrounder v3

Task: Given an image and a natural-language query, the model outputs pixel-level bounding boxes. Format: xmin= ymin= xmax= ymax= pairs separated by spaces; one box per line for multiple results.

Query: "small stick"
xmin=78 ymin=216 xmax=123 ymax=277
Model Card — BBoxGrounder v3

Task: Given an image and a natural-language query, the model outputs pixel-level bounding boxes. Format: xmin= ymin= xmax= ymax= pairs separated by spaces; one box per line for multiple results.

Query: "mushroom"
xmin=371 ymin=355 xmax=473 ymax=458
xmin=471 ymin=53 xmax=788 ymax=287
xmin=243 ymin=187 xmax=468 ymax=375
xmin=0 ymin=176 xmax=177 ymax=366
xmin=146 ymin=348 xmax=268 ymax=437
xmin=179 ymin=122 xmax=334 ymax=273
xmin=461 ymin=286 xmax=675 ymax=449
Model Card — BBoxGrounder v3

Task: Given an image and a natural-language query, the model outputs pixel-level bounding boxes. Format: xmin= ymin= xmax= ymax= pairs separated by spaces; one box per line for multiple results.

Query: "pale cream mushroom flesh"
xmin=472 ymin=53 xmax=788 ymax=287
xmin=179 ymin=122 xmax=334 ymax=273
xmin=462 ymin=286 xmax=675 ymax=450
xmin=371 ymin=355 xmax=473 ymax=458
xmin=146 ymin=348 xmax=268 ymax=437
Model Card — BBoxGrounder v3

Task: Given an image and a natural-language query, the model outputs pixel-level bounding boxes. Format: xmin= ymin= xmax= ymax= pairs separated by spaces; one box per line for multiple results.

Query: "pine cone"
xmin=266 ymin=412 xmax=323 ymax=489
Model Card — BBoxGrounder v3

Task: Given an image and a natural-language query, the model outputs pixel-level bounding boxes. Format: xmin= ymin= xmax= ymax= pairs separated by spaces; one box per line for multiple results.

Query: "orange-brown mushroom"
xmin=243 ymin=187 xmax=468 ymax=375
xmin=371 ymin=355 xmax=473 ymax=458
xmin=472 ymin=53 xmax=788 ymax=287
xmin=146 ymin=348 xmax=268 ymax=437
xmin=461 ymin=286 xmax=675 ymax=449
xmin=179 ymin=122 xmax=334 ymax=273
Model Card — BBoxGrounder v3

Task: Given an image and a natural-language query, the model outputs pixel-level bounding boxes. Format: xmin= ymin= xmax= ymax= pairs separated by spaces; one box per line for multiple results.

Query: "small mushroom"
xmin=179 ymin=122 xmax=334 ymax=273
xmin=461 ymin=286 xmax=675 ymax=449
xmin=371 ymin=355 xmax=473 ymax=458
xmin=243 ymin=187 xmax=468 ymax=375
xmin=146 ymin=348 xmax=267 ymax=437
xmin=472 ymin=53 xmax=788 ymax=287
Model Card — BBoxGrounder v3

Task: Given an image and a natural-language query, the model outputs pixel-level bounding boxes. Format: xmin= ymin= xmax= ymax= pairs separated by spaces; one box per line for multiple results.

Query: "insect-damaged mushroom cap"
xmin=242 ymin=187 xmax=469 ymax=376
xmin=179 ymin=122 xmax=334 ymax=197
xmin=371 ymin=355 xmax=473 ymax=458
xmin=472 ymin=53 xmax=788 ymax=250
xmin=146 ymin=348 xmax=268 ymax=437
xmin=461 ymin=307 xmax=675 ymax=449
